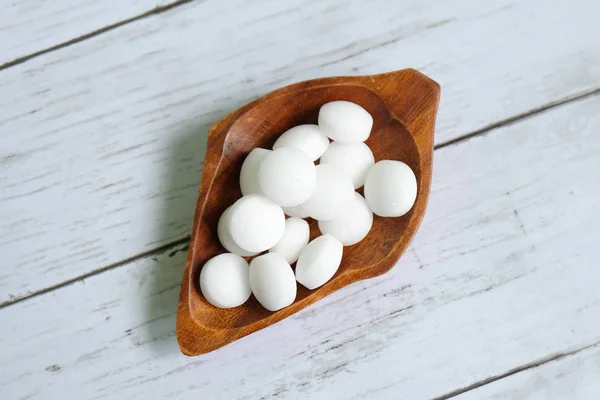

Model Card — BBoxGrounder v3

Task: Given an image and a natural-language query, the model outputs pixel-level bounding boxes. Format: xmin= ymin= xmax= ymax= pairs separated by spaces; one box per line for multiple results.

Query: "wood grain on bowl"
xmin=176 ymin=69 xmax=440 ymax=356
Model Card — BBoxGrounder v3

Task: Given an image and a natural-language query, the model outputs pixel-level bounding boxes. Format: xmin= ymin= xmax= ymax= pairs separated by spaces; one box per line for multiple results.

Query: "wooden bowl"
xmin=176 ymin=68 xmax=440 ymax=356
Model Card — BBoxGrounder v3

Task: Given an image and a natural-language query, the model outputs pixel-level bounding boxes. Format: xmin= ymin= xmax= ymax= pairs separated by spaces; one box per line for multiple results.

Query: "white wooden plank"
xmin=2 ymin=0 xmax=600 ymax=303
xmin=455 ymin=344 xmax=600 ymax=400
xmin=2 ymin=93 xmax=599 ymax=400
xmin=0 ymin=0 xmax=179 ymax=66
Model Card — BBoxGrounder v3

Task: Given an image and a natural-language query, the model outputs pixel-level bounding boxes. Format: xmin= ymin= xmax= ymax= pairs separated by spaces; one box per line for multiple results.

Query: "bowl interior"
xmin=189 ymin=84 xmax=421 ymax=329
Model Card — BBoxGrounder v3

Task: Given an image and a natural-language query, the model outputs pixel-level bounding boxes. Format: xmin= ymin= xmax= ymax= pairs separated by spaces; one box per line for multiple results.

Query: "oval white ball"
xmin=240 ymin=148 xmax=271 ymax=196
xmin=318 ymin=101 xmax=373 ymax=143
xmin=200 ymin=253 xmax=251 ymax=308
xmin=320 ymin=141 xmax=374 ymax=189
xmin=301 ymin=164 xmax=354 ymax=221
xmin=217 ymin=205 xmax=258 ymax=257
xmin=364 ymin=160 xmax=417 ymax=217
xmin=318 ymin=193 xmax=373 ymax=246
xmin=295 ymin=234 xmax=343 ymax=290
xmin=282 ymin=204 xmax=310 ymax=219
xmin=273 ymin=124 xmax=329 ymax=161
xmin=229 ymin=195 xmax=285 ymax=253
xmin=269 ymin=217 xmax=310 ymax=264
xmin=249 ymin=253 xmax=297 ymax=311
xmin=258 ymin=147 xmax=317 ymax=207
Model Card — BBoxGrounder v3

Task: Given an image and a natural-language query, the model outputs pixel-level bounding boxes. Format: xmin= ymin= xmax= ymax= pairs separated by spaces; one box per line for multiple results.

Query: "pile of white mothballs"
xmin=200 ymin=101 xmax=417 ymax=311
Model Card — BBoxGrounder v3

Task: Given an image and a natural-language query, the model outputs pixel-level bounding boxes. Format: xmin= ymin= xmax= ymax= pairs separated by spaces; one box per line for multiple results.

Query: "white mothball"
xmin=269 ymin=217 xmax=310 ymax=264
xmin=295 ymin=234 xmax=343 ymax=290
xmin=318 ymin=193 xmax=373 ymax=246
xmin=258 ymin=147 xmax=317 ymax=207
xmin=240 ymin=148 xmax=271 ymax=196
xmin=320 ymin=141 xmax=375 ymax=189
xmin=200 ymin=253 xmax=251 ymax=308
xmin=229 ymin=195 xmax=285 ymax=253
xmin=273 ymin=124 xmax=330 ymax=161
xmin=217 ymin=206 xmax=258 ymax=257
xmin=282 ymin=204 xmax=310 ymax=219
xmin=301 ymin=164 xmax=354 ymax=221
xmin=364 ymin=160 xmax=417 ymax=217
xmin=249 ymin=253 xmax=297 ymax=311
xmin=318 ymin=101 xmax=373 ymax=143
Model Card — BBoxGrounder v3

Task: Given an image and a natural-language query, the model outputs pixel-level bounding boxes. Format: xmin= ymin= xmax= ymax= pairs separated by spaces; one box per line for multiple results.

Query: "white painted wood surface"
xmin=2 ymin=0 xmax=600 ymax=305
xmin=3 ymin=0 xmax=600 ymax=398
xmin=457 ymin=344 xmax=600 ymax=400
xmin=0 ymin=0 xmax=179 ymax=66
xmin=2 ymin=93 xmax=599 ymax=399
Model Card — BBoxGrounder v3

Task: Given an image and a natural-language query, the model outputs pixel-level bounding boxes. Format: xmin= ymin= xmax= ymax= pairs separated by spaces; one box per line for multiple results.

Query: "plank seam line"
xmin=0 ymin=237 xmax=190 ymax=310
xmin=2 ymin=86 xmax=600 ymax=309
xmin=0 ymin=0 xmax=196 ymax=71
xmin=431 ymin=339 xmax=600 ymax=400
xmin=435 ymin=86 xmax=600 ymax=150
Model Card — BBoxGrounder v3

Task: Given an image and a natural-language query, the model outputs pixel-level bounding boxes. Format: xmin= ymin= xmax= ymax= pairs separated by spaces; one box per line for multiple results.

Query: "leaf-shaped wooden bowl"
xmin=176 ymin=68 xmax=440 ymax=356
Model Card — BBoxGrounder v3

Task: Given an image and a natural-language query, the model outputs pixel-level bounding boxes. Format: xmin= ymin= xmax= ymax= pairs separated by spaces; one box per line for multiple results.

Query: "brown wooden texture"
xmin=176 ymin=69 xmax=440 ymax=355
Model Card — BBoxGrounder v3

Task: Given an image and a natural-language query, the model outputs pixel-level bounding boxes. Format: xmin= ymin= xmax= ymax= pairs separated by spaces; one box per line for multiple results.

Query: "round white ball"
xmin=240 ymin=148 xmax=271 ymax=196
xmin=301 ymin=164 xmax=354 ymax=221
xmin=269 ymin=217 xmax=310 ymax=264
xmin=320 ymin=141 xmax=375 ymax=189
xmin=295 ymin=234 xmax=343 ymax=290
xmin=249 ymin=253 xmax=297 ymax=311
xmin=230 ymin=195 xmax=285 ymax=253
xmin=258 ymin=147 xmax=317 ymax=207
xmin=273 ymin=124 xmax=329 ymax=161
xmin=318 ymin=101 xmax=373 ymax=143
xmin=282 ymin=204 xmax=310 ymax=219
xmin=364 ymin=160 xmax=417 ymax=217
xmin=200 ymin=253 xmax=251 ymax=308
xmin=217 ymin=205 xmax=258 ymax=257
xmin=318 ymin=193 xmax=373 ymax=246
